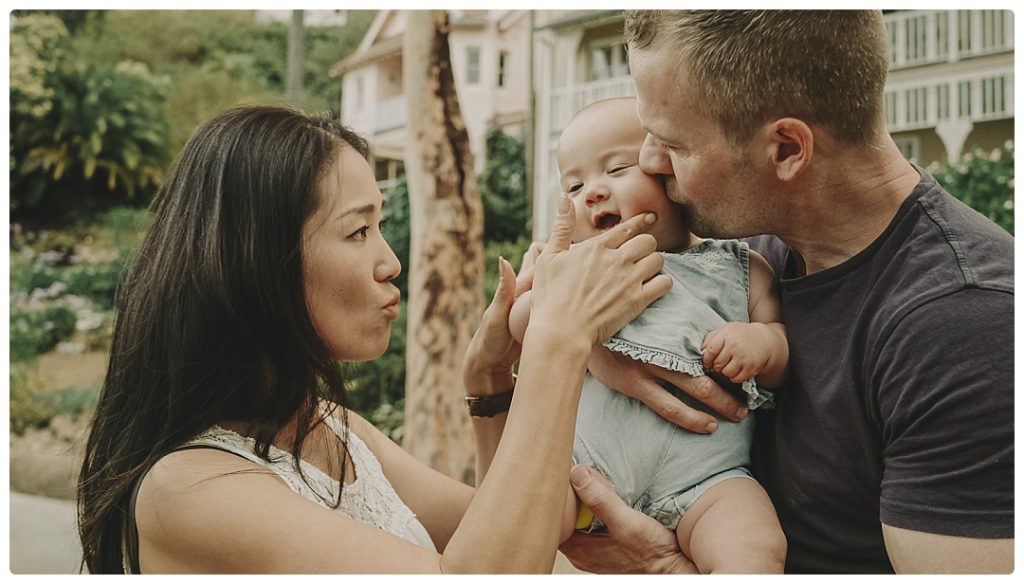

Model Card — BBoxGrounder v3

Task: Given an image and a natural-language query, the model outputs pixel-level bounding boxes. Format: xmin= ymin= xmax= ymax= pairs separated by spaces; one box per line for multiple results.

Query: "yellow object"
xmin=574 ymin=505 xmax=595 ymax=530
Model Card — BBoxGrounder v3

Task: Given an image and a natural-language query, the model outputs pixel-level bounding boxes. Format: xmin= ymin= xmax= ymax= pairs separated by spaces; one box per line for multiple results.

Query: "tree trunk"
xmin=286 ymin=10 xmax=305 ymax=105
xmin=401 ymin=10 xmax=484 ymax=485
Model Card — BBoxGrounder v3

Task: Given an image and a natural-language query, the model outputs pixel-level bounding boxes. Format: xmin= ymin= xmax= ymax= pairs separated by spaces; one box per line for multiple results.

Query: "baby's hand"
xmin=701 ymin=322 xmax=778 ymax=384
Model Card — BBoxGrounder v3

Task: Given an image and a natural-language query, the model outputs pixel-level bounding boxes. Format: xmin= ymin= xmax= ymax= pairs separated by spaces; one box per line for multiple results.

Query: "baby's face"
xmin=557 ymin=104 xmax=689 ymax=251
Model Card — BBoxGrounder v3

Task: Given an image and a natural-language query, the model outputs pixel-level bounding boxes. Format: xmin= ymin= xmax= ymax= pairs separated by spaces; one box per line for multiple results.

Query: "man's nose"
xmin=639 ymin=133 xmax=672 ymax=175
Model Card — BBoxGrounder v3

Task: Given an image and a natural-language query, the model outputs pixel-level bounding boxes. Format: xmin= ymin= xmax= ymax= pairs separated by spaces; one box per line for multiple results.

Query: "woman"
xmin=77 ymin=104 xmax=669 ymax=573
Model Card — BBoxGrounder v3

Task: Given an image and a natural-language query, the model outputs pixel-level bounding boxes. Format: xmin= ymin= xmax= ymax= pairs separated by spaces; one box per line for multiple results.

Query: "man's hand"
xmin=588 ymin=346 xmax=747 ymax=433
xmin=559 ymin=465 xmax=697 ymax=574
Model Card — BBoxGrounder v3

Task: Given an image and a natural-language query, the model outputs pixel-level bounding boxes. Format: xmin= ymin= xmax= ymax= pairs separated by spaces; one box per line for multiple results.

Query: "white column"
xmin=935 ymin=119 xmax=974 ymax=163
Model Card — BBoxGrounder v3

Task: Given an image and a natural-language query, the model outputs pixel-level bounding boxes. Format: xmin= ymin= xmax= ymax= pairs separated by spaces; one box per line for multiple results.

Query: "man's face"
xmin=628 ymin=42 xmax=770 ymax=239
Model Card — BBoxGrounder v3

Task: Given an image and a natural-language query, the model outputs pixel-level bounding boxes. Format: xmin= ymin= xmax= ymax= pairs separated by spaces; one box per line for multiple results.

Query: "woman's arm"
xmin=138 ymin=201 xmax=669 ymax=574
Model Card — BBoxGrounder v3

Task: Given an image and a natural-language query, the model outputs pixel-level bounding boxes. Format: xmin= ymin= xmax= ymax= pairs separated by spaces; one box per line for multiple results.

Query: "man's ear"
xmin=762 ymin=118 xmax=813 ymax=182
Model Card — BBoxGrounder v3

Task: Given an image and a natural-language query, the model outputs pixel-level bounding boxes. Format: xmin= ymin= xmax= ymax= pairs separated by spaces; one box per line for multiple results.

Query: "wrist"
xmin=465 ymin=375 xmax=516 ymax=418
xmin=522 ymin=321 xmax=593 ymax=363
xmin=464 ymin=365 xmax=516 ymax=398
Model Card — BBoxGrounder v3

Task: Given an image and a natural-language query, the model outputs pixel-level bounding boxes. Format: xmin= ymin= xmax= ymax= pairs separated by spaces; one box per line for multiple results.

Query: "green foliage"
xmin=9 ymin=361 xmax=101 ymax=435
xmin=483 ymin=236 xmax=534 ymax=302
xmin=480 ymin=125 xmax=531 ymax=243
xmin=365 ymin=400 xmax=406 ymax=443
xmin=9 ymin=253 xmax=65 ymax=293
xmin=64 ymin=252 xmax=131 ymax=310
xmin=9 ymin=365 xmax=54 ymax=434
xmin=345 ymin=303 xmax=408 ymax=416
xmin=11 ymin=13 xmax=171 ymax=223
xmin=68 ymin=10 xmax=376 ymax=154
xmin=927 ymin=141 xmax=1014 ymax=234
xmin=9 ymin=299 xmax=79 ymax=361
xmin=381 ymin=176 xmax=411 ymax=296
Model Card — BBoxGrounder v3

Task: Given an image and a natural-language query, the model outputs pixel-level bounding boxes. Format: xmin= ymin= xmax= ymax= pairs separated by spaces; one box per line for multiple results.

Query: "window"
xmin=884 ymin=91 xmax=898 ymax=127
xmin=958 ymin=80 xmax=972 ymax=117
xmin=982 ymin=76 xmax=1007 ymax=116
xmin=466 ymin=46 xmax=481 ymax=85
xmin=905 ymin=15 xmax=927 ymax=62
xmin=894 ymin=137 xmax=921 ymax=163
xmin=497 ymin=50 xmax=509 ymax=88
xmin=937 ymin=84 xmax=950 ymax=120
xmin=906 ymin=87 xmax=928 ymax=124
xmin=589 ymin=39 xmax=629 ymax=81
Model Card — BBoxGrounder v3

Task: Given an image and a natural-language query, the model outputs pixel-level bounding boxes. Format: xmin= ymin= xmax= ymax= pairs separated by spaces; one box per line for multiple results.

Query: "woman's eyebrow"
xmin=336 ymin=203 xmax=376 ymax=220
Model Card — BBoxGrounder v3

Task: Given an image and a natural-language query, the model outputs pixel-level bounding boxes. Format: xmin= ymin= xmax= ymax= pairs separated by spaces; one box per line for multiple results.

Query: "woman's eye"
xmin=349 ymin=226 xmax=370 ymax=240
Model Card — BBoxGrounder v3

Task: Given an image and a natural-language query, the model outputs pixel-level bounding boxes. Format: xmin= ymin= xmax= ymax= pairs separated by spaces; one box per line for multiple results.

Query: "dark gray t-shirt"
xmin=747 ymin=171 xmax=1014 ymax=573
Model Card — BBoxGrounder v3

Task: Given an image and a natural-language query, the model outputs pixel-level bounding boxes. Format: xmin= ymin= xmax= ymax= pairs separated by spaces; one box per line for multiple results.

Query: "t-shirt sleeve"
xmin=873 ymin=287 xmax=1013 ymax=538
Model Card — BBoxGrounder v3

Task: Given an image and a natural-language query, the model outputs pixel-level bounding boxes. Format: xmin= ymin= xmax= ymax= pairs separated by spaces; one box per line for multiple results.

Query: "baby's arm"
xmin=701 ymin=251 xmax=789 ymax=389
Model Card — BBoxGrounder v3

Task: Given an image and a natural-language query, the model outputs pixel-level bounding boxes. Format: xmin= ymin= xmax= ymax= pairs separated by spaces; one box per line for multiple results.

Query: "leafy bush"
xmin=9 ymin=252 xmax=65 ymax=293
xmin=64 ymin=250 xmax=132 ymax=309
xmin=9 ymin=299 xmax=79 ymax=361
xmin=928 ymin=141 xmax=1014 ymax=234
xmin=9 ymin=366 xmax=56 ymax=434
xmin=381 ymin=176 xmax=411 ymax=297
xmin=9 ymin=363 xmax=100 ymax=434
xmin=480 ymin=125 xmax=531 ymax=243
xmin=10 ymin=14 xmax=170 ymax=223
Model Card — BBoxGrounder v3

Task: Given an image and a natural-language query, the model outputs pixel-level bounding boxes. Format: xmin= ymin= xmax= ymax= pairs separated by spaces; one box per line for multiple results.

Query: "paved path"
xmin=9 ymin=492 xmax=83 ymax=574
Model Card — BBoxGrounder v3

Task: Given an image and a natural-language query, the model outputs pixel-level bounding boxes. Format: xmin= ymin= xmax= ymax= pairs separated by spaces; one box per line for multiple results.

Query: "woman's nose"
xmin=375 ymin=240 xmax=402 ymax=282
xmin=639 ymin=133 xmax=672 ymax=176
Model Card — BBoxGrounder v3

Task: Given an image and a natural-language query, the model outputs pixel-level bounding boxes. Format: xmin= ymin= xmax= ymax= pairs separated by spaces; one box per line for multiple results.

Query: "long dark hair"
xmin=77 ymin=105 xmax=370 ymax=573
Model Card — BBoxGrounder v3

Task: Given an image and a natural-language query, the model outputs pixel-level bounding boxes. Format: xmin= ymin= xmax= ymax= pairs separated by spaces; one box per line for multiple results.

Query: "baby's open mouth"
xmin=594 ymin=212 xmax=622 ymax=230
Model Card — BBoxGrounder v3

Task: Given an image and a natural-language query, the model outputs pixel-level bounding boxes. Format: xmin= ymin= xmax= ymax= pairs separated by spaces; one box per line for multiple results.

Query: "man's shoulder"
xmin=909 ymin=174 xmax=1014 ymax=292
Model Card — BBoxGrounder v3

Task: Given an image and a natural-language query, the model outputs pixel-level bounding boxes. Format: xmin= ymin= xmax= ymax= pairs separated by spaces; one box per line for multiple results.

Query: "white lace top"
xmin=185 ymin=414 xmax=436 ymax=552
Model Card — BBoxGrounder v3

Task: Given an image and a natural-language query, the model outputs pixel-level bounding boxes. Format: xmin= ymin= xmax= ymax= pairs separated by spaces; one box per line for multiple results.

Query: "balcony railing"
xmin=549 ymin=76 xmax=635 ymax=134
xmin=885 ymin=10 xmax=1013 ymax=69
xmin=885 ymin=70 xmax=1014 ymax=131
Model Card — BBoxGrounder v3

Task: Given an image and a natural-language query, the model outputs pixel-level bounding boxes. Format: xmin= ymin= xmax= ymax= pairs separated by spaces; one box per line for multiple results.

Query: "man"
xmin=560 ymin=10 xmax=1013 ymax=573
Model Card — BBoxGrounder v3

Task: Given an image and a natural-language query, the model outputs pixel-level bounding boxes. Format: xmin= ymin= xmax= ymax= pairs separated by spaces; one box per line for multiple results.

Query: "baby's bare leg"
xmin=675 ymin=477 xmax=786 ymax=573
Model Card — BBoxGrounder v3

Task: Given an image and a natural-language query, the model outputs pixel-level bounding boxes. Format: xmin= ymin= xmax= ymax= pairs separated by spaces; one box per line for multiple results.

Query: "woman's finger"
xmin=542 ymin=194 xmax=576 ymax=255
xmin=597 ymin=212 xmax=657 ymax=250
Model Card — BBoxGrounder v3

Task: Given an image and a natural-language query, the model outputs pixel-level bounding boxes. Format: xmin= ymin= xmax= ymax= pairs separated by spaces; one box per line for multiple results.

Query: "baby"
xmin=510 ymin=97 xmax=788 ymax=573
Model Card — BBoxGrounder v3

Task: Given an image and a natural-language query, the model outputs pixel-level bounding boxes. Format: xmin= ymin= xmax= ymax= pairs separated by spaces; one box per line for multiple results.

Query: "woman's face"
xmin=302 ymin=146 xmax=401 ymax=362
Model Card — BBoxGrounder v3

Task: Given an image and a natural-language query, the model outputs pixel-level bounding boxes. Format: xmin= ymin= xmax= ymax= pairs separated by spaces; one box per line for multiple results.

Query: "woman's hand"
xmin=529 ymin=196 xmax=672 ymax=349
xmin=464 ymin=255 xmax=522 ymax=396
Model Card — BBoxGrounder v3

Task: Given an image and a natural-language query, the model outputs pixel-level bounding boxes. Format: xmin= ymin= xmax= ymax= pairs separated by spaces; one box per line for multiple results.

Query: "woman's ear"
xmin=763 ymin=118 xmax=813 ymax=182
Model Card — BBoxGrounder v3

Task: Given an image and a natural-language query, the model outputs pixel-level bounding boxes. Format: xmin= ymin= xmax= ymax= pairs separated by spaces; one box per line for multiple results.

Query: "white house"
xmin=331 ymin=10 xmax=532 ymax=190
xmin=528 ymin=9 xmax=1014 ymax=240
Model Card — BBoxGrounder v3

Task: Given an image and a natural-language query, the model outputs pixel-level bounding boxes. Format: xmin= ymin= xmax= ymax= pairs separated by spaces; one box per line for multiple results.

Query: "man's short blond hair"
xmin=624 ymin=10 xmax=890 ymax=145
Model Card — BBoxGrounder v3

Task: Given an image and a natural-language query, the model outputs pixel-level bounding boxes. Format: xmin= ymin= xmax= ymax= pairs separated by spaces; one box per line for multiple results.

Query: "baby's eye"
xmin=608 ymin=164 xmax=631 ymax=174
xmin=566 ymin=183 xmax=583 ymax=195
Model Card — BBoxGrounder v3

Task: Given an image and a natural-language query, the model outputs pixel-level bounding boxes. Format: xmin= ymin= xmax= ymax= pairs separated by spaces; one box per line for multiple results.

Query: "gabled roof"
xmin=535 ymin=10 xmax=621 ymax=31
xmin=330 ymin=10 xmax=402 ymax=77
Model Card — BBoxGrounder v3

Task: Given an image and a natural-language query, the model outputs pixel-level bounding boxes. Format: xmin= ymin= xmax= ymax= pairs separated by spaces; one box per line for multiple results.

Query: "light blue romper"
xmin=574 ymin=239 xmax=774 ymax=531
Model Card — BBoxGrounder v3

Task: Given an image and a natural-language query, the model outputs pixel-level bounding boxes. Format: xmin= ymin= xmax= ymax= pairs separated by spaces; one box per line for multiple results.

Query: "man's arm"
xmin=875 ymin=288 xmax=1013 ymax=572
xmin=882 ymin=525 xmax=1013 ymax=574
